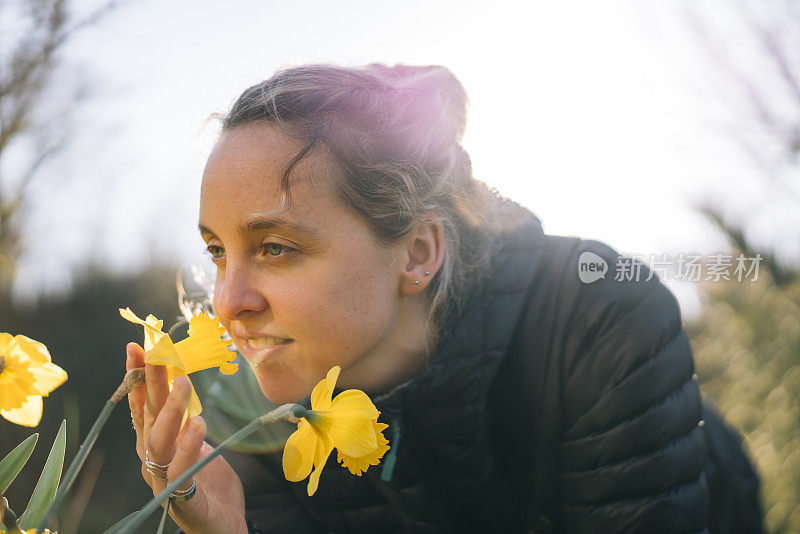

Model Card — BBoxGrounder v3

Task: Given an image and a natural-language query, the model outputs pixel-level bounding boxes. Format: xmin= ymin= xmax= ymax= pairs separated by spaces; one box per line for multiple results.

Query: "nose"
xmin=213 ymin=264 xmax=268 ymax=322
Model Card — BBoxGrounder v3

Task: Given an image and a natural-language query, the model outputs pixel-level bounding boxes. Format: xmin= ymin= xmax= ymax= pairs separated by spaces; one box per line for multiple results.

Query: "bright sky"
xmin=11 ymin=0 xmax=780 ymax=317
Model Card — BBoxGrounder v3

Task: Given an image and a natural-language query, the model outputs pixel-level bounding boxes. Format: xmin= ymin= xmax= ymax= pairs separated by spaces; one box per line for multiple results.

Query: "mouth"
xmin=235 ymin=335 xmax=294 ymax=366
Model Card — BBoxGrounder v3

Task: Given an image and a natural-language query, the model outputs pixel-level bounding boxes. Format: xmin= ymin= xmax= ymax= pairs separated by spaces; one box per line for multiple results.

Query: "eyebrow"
xmin=199 ymin=216 xmax=321 ymax=240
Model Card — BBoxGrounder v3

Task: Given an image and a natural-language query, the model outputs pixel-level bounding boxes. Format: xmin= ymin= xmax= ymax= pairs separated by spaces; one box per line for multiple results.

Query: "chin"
xmin=254 ymin=371 xmax=310 ymax=405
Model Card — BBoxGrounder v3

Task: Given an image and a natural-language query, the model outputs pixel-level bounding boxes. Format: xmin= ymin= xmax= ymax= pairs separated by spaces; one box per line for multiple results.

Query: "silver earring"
xmin=424 ymin=270 xmax=430 ymax=276
xmin=413 ymin=280 xmax=420 ymax=285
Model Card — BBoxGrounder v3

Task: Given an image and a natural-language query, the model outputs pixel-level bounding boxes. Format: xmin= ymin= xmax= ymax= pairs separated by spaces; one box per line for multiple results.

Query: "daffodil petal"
xmin=316 ymin=389 xmax=379 ymax=457
xmin=120 ymin=308 xmax=168 ymax=342
xmin=10 ymin=335 xmax=51 ymax=364
xmin=0 ymin=332 xmax=13 ymax=352
xmin=307 ymin=430 xmax=334 ymax=496
xmin=338 ymin=421 xmax=390 ymax=476
xmin=187 ymin=381 xmax=203 ymax=419
xmin=283 ymin=420 xmax=318 ymax=483
xmin=29 ymin=362 xmax=68 ymax=396
xmin=146 ymin=335 xmax=185 ymax=370
xmin=144 ymin=314 xmax=165 ymax=352
xmin=310 ymin=366 xmax=340 ymax=411
xmin=1 ymin=394 xmax=43 ymax=427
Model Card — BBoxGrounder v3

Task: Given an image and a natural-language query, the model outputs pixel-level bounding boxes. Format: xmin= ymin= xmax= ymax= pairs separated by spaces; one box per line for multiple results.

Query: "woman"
xmin=125 ymin=64 xmax=761 ymax=533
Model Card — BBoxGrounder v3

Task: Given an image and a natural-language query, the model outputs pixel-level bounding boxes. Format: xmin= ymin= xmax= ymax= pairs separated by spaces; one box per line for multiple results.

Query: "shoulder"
xmin=525 ymin=236 xmax=695 ymax=426
xmin=524 ymin=236 xmax=686 ymax=360
xmin=542 ymin=239 xmax=707 ymax=528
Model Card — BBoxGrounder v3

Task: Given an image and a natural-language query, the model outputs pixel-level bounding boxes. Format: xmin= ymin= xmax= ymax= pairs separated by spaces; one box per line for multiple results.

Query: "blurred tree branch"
xmin=695 ymin=202 xmax=795 ymax=286
xmin=686 ymin=1 xmax=800 ymax=287
xmin=0 ymin=0 xmax=118 ymax=301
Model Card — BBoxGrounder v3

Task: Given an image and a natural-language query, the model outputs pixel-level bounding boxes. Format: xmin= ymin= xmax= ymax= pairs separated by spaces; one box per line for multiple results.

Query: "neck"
xmin=339 ymin=296 xmax=437 ymax=397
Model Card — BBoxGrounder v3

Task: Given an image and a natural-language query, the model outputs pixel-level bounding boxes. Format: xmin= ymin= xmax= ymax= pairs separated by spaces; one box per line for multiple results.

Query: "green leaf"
xmin=18 ymin=419 xmax=66 ymax=530
xmin=102 ymin=511 xmax=139 ymax=534
xmin=0 ymin=433 xmax=38 ymax=492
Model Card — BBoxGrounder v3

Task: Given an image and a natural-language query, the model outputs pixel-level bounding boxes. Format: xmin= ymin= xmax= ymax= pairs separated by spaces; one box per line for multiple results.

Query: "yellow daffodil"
xmin=0 ymin=333 xmax=67 ymax=427
xmin=282 ymin=366 xmax=390 ymax=496
xmin=119 ymin=308 xmax=237 ymax=418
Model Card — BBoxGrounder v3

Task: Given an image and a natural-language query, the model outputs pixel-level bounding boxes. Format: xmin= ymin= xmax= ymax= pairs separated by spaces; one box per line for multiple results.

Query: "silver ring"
xmin=144 ymin=450 xmax=169 ymax=480
xmin=170 ymin=479 xmax=196 ymax=502
xmin=145 ymin=464 xmax=168 ymax=480
xmin=145 ymin=450 xmax=170 ymax=470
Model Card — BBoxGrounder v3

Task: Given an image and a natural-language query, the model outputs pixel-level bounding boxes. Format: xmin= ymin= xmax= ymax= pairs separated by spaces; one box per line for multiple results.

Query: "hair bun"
xmin=364 ymin=64 xmax=468 ymax=162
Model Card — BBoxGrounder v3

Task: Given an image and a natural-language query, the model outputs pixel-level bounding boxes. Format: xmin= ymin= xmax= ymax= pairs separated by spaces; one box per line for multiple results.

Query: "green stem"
xmin=111 ymin=404 xmax=297 ymax=534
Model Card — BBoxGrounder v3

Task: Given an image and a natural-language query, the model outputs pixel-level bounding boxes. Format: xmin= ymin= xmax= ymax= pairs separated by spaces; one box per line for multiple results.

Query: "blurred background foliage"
xmin=686 ymin=1 xmax=800 ymax=533
xmin=1 ymin=0 xmax=799 ymax=533
xmin=0 ymin=263 xmax=180 ymax=532
xmin=690 ymin=272 xmax=800 ymax=533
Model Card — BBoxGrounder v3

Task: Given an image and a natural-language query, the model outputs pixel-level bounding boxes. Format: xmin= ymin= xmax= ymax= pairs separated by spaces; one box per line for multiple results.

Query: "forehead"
xmin=200 ymin=123 xmax=341 ymax=227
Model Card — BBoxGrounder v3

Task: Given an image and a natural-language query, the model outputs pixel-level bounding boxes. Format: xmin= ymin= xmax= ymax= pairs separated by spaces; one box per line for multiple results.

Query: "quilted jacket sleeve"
xmin=557 ymin=240 xmax=709 ymax=533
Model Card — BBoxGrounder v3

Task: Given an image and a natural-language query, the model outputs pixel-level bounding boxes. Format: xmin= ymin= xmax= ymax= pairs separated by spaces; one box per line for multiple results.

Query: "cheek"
xmin=290 ymin=262 xmax=397 ymax=352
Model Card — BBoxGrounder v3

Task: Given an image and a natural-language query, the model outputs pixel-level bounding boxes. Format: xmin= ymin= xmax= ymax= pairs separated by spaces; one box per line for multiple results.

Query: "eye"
xmin=206 ymin=245 xmax=225 ymax=259
xmin=260 ymin=242 xmax=296 ymax=259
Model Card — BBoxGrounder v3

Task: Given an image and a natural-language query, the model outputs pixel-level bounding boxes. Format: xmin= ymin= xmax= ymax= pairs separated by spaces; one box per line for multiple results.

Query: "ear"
xmin=399 ymin=219 xmax=446 ymax=296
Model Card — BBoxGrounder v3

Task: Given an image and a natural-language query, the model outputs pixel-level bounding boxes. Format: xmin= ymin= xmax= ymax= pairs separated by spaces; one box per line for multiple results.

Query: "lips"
xmin=233 ymin=331 xmax=294 ymax=366
xmin=247 ymin=336 xmax=291 ymax=349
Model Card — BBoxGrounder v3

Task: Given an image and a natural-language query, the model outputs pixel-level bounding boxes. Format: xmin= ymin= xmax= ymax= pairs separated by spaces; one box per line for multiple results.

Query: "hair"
xmin=220 ymin=63 xmax=499 ymax=344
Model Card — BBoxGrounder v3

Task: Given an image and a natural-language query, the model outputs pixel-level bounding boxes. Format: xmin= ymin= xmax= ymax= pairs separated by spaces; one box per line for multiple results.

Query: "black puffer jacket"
xmin=222 ymin=199 xmax=761 ymax=534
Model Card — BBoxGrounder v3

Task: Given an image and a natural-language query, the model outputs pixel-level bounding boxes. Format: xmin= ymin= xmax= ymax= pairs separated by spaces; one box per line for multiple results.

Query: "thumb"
xmin=126 ymin=342 xmax=145 ymax=371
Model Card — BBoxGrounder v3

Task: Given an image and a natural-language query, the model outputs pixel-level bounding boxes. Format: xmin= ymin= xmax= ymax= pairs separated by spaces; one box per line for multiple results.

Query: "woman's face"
xmin=199 ymin=124 xmax=420 ymax=404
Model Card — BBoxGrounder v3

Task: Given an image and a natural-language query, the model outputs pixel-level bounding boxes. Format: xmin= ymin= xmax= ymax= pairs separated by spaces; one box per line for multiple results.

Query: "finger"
xmin=126 ymin=343 xmax=146 ymax=459
xmin=126 ymin=341 xmax=145 ymax=371
xmin=169 ymin=416 xmax=206 ymax=493
xmin=143 ymin=362 xmax=169 ymax=441
xmin=145 ymin=362 xmax=169 ymax=415
xmin=147 ymin=375 xmax=192 ymax=467
xmin=141 ymin=462 xmax=155 ymax=488
xmin=165 ymin=417 xmax=207 ymax=530
xmin=126 ymin=346 xmax=143 ymax=415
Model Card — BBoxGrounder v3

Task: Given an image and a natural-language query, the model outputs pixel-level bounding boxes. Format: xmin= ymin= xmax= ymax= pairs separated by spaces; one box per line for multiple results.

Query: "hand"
xmin=126 ymin=342 xmax=248 ymax=534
